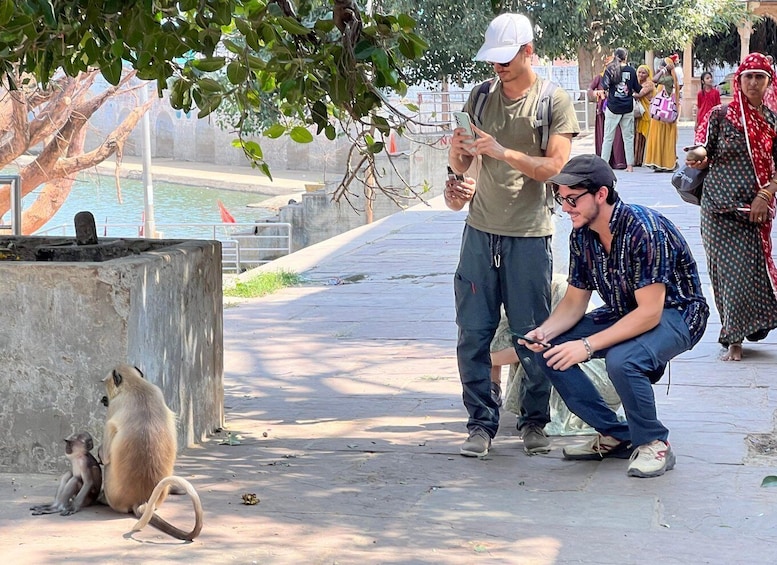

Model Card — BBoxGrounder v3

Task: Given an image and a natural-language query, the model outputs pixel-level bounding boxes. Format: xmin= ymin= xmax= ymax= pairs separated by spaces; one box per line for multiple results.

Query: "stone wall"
xmin=278 ymin=142 xmax=450 ymax=252
xmin=0 ymin=237 xmax=224 ymax=474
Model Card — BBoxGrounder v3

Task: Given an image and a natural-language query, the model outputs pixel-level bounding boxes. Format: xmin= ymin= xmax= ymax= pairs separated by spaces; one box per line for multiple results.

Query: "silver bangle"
xmin=581 ymin=337 xmax=594 ymax=361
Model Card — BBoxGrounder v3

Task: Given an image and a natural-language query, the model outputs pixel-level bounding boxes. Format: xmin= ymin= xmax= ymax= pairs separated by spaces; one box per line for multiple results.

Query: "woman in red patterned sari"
xmin=689 ymin=53 xmax=777 ymax=361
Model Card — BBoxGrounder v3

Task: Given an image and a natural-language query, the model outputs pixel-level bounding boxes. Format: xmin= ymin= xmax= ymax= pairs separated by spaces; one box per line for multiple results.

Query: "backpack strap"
xmin=471 ymin=79 xmax=496 ymax=128
xmin=534 ymin=79 xmax=558 ymax=154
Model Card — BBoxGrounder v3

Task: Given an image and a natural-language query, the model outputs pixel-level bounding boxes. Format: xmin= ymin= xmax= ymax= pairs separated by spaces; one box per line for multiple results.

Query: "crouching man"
xmin=520 ymin=154 xmax=709 ymax=478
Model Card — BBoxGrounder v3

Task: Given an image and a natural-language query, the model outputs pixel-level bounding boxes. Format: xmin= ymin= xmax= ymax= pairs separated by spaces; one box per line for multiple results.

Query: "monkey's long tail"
xmin=132 ymin=476 xmax=203 ymax=541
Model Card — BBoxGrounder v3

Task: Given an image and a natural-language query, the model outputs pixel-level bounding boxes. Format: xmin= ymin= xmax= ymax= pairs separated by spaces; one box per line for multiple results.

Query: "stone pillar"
xmin=681 ymin=43 xmax=694 ymax=120
xmin=738 ymin=18 xmax=752 ymax=63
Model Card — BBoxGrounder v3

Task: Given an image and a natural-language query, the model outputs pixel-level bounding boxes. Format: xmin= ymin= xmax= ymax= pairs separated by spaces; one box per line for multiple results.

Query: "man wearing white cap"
xmin=445 ymin=13 xmax=579 ymax=458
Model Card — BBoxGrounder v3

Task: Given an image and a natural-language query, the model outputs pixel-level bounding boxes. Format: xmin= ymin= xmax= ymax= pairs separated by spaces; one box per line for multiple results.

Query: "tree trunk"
xmin=0 ymin=71 xmax=151 ymax=233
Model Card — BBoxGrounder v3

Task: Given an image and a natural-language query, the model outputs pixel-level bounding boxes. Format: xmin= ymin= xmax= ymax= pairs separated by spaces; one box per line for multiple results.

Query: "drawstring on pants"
xmin=489 ymin=233 xmax=502 ymax=269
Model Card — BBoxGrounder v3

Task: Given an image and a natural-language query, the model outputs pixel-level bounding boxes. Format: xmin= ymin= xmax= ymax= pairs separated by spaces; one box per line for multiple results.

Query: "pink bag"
xmin=649 ymin=90 xmax=678 ymax=123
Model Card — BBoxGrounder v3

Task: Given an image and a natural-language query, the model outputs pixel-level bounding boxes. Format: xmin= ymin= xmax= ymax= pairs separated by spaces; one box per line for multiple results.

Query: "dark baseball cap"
xmin=548 ymin=154 xmax=617 ymax=190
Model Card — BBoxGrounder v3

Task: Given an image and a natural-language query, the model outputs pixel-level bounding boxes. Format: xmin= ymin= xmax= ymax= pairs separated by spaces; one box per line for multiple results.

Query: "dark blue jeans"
xmin=532 ymin=308 xmax=692 ymax=447
xmin=454 ymin=225 xmax=552 ymax=438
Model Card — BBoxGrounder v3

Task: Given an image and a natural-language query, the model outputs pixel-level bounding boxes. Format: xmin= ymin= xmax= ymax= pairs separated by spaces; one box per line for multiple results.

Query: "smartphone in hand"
xmin=447 ymin=166 xmax=464 ymax=182
xmin=452 ymin=112 xmax=475 ymax=138
xmin=513 ymin=333 xmax=552 ymax=349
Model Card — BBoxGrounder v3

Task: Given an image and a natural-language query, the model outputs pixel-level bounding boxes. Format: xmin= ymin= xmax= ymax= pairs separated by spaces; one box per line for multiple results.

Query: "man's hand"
xmin=469 ymin=125 xmax=507 ymax=161
xmin=444 ymin=176 xmax=476 ymax=212
xmin=542 ymin=340 xmax=589 ymax=371
xmin=517 ymin=329 xmax=550 ymax=352
xmin=450 ymin=127 xmax=475 ymax=159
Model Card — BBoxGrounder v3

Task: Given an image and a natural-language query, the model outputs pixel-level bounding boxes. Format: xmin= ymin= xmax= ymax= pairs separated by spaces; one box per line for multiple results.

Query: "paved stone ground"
xmin=2 ymin=123 xmax=777 ymax=564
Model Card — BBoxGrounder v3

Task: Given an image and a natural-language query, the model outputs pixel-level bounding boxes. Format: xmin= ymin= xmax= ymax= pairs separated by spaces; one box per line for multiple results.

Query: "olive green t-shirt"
xmin=463 ymin=78 xmax=580 ymax=237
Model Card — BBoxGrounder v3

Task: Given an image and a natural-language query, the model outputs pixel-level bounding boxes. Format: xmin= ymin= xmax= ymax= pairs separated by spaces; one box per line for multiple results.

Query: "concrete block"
xmin=0 ymin=236 xmax=224 ymax=473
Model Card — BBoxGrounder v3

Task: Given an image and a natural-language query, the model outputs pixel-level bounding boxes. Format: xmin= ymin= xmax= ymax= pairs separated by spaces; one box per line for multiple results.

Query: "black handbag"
xmin=671 ymin=165 xmax=707 ymax=205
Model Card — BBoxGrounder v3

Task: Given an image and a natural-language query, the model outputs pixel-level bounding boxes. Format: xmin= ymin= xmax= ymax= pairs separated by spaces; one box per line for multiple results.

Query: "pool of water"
xmin=25 ymin=174 xmax=277 ymax=239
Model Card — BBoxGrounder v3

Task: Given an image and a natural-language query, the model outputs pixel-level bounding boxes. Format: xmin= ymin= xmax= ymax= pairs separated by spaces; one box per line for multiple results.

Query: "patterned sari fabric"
xmin=697 ymin=53 xmax=777 ymax=345
xmin=634 ymin=64 xmax=654 ymax=167
xmin=644 ymin=62 xmax=678 ymax=171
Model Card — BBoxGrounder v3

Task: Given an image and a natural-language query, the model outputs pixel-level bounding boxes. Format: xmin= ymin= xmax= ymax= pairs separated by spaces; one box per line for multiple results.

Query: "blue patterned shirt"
xmin=569 ymin=200 xmax=709 ymax=344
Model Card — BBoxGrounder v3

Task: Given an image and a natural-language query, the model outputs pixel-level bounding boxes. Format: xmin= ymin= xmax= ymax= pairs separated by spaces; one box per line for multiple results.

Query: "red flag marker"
xmin=217 ymin=200 xmax=236 ymax=223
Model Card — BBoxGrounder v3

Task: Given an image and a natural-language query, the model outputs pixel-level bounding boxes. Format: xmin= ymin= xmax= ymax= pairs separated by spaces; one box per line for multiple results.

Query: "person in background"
xmin=696 ymin=71 xmax=721 ymax=133
xmin=644 ymin=56 xmax=679 ymax=172
xmin=672 ymin=54 xmax=684 ymax=96
xmin=599 ymin=48 xmax=641 ymax=172
xmin=589 ymin=58 xmax=627 ymax=170
xmin=521 ymin=154 xmax=708 ymax=478
xmin=633 ymin=64 xmax=655 ymax=167
xmin=688 ymin=52 xmax=777 ymax=361
xmin=445 ymin=12 xmax=579 ymax=458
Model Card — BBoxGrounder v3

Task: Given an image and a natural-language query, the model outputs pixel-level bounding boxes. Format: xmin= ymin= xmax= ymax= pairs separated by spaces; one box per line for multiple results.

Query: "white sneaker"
xmin=627 ymin=440 xmax=676 ymax=478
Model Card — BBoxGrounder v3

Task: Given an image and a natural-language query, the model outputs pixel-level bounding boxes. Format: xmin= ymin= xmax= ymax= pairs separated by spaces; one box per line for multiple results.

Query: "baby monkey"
xmin=30 ymin=431 xmax=102 ymax=516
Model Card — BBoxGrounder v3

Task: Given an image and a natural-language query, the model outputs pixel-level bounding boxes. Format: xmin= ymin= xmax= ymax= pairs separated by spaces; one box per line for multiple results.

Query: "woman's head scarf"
xmin=637 ymin=64 xmax=653 ymax=84
xmin=696 ymin=52 xmax=776 ymax=188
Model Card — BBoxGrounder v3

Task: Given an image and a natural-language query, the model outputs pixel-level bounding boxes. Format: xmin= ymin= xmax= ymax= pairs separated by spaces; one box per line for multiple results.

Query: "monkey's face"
xmin=64 ymin=432 xmax=93 ymax=455
xmin=103 ymin=364 xmax=145 ymax=400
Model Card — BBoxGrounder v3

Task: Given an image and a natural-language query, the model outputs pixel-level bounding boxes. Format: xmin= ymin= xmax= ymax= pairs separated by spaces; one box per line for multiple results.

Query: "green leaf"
xmin=100 ymin=57 xmax=122 ymax=86
xmin=397 ymin=13 xmax=415 ymax=32
xmin=226 ymin=61 xmax=248 ymax=85
xmin=289 ymin=126 xmax=313 ymax=143
xmin=760 ymin=475 xmax=777 ymax=487
xmin=0 ymin=0 xmax=14 ymax=26
xmin=222 ymin=38 xmax=244 ymax=55
xmin=354 ymin=40 xmax=376 ymax=61
xmin=197 ymin=93 xmax=222 ymax=118
xmin=192 ymin=56 xmax=226 ymax=72
xmin=371 ymin=49 xmax=389 ymax=72
xmin=372 ymin=115 xmax=390 ymax=136
xmin=278 ymin=17 xmax=310 ymax=36
xmin=263 ymin=123 xmax=286 ymax=139
xmin=39 ymin=0 xmax=56 ymax=26
xmin=314 ymin=19 xmax=335 ymax=33
xmin=197 ymin=77 xmax=223 ymax=93
xmin=259 ymin=162 xmax=273 ymax=181
xmin=311 ymin=99 xmax=328 ymax=133
xmin=242 ymin=140 xmax=263 ymax=160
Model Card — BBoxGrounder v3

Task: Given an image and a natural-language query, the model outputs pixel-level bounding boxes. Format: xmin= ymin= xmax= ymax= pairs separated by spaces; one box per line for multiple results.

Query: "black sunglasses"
xmin=489 ymin=61 xmax=511 ymax=68
xmin=554 ymin=185 xmax=600 ymax=208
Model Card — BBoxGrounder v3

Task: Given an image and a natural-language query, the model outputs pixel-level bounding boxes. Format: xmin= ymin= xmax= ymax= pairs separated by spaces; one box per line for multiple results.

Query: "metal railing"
xmin=409 ymin=87 xmax=591 ymax=136
xmin=35 ymin=221 xmax=292 ymax=273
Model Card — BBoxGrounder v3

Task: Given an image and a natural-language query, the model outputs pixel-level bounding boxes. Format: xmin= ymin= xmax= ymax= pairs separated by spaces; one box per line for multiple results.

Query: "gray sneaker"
xmin=563 ymin=434 xmax=633 ymax=460
xmin=460 ymin=427 xmax=491 ymax=457
xmin=490 ymin=381 xmax=502 ymax=407
xmin=521 ymin=424 xmax=551 ymax=454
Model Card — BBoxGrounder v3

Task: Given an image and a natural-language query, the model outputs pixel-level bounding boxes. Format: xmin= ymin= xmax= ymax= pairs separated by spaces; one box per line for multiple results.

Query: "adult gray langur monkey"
xmin=100 ymin=364 xmax=203 ymax=541
xmin=30 ymin=431 xmax=102 ymax=516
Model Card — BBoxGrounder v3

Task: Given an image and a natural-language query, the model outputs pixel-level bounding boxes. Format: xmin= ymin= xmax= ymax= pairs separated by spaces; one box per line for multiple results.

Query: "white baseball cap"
xmin=473 ymin=13 xmax=534 ymax=63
